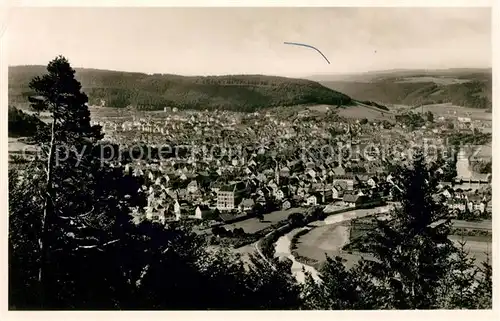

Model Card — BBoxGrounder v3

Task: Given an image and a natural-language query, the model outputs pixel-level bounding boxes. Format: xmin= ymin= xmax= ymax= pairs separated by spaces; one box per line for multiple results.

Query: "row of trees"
xmin=9 ymin=57 xmax=491 ymax=310
xmin=8 ymin=105 xmax=47 ymax=138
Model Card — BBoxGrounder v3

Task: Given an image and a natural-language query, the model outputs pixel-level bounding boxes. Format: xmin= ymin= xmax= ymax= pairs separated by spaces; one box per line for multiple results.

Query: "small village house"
xmin=305 ymin=194 xmax=318 ymax=206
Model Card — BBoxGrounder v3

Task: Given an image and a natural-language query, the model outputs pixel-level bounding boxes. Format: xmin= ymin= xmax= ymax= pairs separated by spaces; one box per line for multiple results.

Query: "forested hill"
xmin=9 ymin=66 xmax=353 ymax=112
xmin=313 ymin=69 xmax=492 ymax=111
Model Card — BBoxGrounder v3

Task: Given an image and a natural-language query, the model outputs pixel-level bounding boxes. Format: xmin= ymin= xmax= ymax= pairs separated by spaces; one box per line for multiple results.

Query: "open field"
xmin=224 ymin=207 xmax=305 ymax=234
xmin=451 ymin=219 xmax=492 ymax=231
xmin=409 ymin=103 xmax=492 ymax=121
xmin=293 ymin=222 xmax=375 ymax=270
xmin=294 ymin=223 xmax=349 ymax=261
xmin=396 ymin=77 xmax=471 ymax=85
xmin=291 ymin=207 xmax=389 ymax=269
xmin=235 ymin=206 xmax=389 ymax=270
xmin=8 ymin=137 xmax=29 ymax=153
xmin=336 ymin=104 xmax=394 ymax=122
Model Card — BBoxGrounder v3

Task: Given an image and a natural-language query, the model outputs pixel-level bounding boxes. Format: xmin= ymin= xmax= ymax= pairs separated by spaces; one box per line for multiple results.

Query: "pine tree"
xmin=12 ymin=56 xmax=143 ymax=308
xmin=302 ymin=256 xmax=374 ymax=309
xmin=439 ymin=239 xmax=480 ymax=309
xmin=474 ymin=253 xmax=492 ymax=309
xmin=26 ymin=56 xmax=102 ymax=307
xmin=362 ymin=149 xmax=455 ymax=309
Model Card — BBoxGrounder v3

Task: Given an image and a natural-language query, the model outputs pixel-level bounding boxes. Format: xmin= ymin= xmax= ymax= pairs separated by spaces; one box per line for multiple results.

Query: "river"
xmin=273 ymin=205 xmax=392 ymax=283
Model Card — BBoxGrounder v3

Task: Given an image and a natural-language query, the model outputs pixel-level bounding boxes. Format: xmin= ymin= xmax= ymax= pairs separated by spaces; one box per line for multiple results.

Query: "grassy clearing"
xmin=336 ymin=104 xmax=395 ymax=122
xmin=8 ymin=138 xmax=30 ymax=153
xmin=224 ymin=207 xmax=305 ymax=235
xmin=410 ymin=103 xmax=492 ymax=121
xmin=396 ymin=77 xmax=471 ymax=85
xmin=293 ymin=221 xmax=356 ymax=267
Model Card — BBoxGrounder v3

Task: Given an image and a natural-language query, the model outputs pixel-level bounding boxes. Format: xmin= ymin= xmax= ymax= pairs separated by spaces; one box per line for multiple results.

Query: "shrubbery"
xmin=8 ymin=106 xmax=47 ymax=137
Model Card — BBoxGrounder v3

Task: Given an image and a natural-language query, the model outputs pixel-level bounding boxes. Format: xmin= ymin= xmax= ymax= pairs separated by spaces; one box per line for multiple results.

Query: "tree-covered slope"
xmin=316 ymin=69 xmax=492 ymax=110
xmin=8 ymin=106 xmax=47 ymax=138
xmin=9 ymin=66 xmax=353 ymax=112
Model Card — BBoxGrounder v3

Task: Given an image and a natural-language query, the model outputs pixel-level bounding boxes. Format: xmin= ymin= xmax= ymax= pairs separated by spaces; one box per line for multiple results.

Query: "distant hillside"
xmin=312 ymin=69 xmax=492 ymax=111
xmin=9 ymin=66 xmax=353 ymax=112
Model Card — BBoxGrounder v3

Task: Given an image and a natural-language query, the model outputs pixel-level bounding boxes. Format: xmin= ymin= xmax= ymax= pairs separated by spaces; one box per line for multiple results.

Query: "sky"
xmin=7 ymin=7 xmax=492 ymax=77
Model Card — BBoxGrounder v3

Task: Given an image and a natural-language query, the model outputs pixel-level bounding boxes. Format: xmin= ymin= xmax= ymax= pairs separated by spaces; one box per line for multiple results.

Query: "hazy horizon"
xmin=8 ymin=7 xmax=491 ymax=77
xmin=7 ymin=64 xmax=492 ymax=78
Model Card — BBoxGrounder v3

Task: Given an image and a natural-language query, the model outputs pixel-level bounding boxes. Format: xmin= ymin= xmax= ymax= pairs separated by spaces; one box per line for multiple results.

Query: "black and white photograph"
xmin=4 ymin=3 xmax=495 ymax=313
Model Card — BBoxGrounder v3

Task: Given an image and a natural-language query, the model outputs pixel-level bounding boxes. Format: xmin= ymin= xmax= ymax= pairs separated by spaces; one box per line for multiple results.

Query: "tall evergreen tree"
xmin=26 ymin=56 xmax=98 ymax=307
xmin=11 ymin=56 xmax=143 ymax=308
xmin=437 ymin=239 xmax=480 ymax=309
xmin=360 ymin=150 xmax=455 ymax=309
xmin=302 ymin=256 xmax=377 ymax=310
xmin=473 ymin=253 xmax=492 ymax=309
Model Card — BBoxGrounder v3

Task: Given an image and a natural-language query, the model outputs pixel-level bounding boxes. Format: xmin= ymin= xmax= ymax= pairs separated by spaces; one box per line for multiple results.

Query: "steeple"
xmin=275 ymin=160 xmax=279 ymax=186
xmin=346 ymin=123 xmax=352 ymax=145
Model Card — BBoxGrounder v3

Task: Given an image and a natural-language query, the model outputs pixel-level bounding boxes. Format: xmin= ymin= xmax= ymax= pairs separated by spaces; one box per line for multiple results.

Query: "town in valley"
xmin=7 ymin=6 xmax=493 ymax=311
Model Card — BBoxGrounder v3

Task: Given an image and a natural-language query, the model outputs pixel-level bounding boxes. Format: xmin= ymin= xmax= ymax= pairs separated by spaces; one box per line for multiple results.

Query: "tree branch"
xmin=76 ymin=239 xmax=120 ymax=251
xmin=58 ymin=206 xmax=95 ymax=220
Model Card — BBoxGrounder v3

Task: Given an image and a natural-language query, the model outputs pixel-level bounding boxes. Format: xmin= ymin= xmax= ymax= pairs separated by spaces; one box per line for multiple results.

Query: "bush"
xmin=211 ymin=226 xmax=227 ymax=236
xmin=360 ymin=100 xmax=389 ymax=111
xmin=8 ymin=106 xmax=47 ymax=137
xmin=450 ymin=228 xmax=491 ymax=238
xmin=395 ymin=111 xmax=425 ymax=130
xmin=233 ymin=227 xmax=246 ymax=237
xmin=288 ymin=212 xmax=305 ymax=227
xmin=291 ymin=251 xmax=319 ymax=266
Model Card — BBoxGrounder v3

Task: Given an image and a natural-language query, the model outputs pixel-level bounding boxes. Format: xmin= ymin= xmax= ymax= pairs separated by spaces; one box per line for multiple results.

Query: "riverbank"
xmin=274 ymin=227 xmax=320 ymax=283
xmin=273 ymin=205 xmax=391 ymax=282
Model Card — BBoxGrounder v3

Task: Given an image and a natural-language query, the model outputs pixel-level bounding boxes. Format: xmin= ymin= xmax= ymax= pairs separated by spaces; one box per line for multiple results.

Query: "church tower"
xmin=346 ymin=123 xmax=352 ymax=145
xmin=275 ymin=160 xmax=279 ymax=186
xmin=456 ymin=148 xmax=472 ymax=179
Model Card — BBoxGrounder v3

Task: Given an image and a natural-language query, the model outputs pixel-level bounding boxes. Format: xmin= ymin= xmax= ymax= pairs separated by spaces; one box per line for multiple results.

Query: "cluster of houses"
xmin=437 ymin=182 xmax=490 ymax=216
xmin=92 ymin=107 xmax=491 ymax=226
xmin=125 ymin=155 xmax=393 ymax=225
